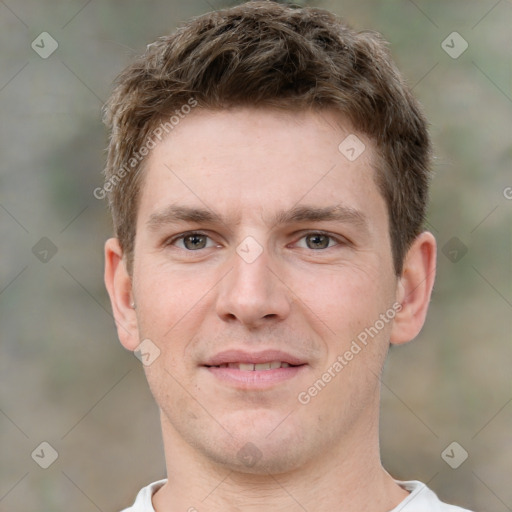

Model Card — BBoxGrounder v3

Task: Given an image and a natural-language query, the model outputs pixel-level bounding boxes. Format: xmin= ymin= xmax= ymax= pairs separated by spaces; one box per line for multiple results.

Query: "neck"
xmin=152 ymin=410 xmax=408 ymax=512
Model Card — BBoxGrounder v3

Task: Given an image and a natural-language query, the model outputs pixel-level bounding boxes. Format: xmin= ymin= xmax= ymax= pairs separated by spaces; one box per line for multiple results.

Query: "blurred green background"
xmin=0 ymin=0 xmax=510 ymax=510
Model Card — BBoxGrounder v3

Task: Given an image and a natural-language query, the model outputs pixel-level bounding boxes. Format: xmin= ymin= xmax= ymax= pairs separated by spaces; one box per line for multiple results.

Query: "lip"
xmin=205 ymin=364 xmax=307 ymax=389
xmin=202 ymin=349 xmax=308 ymax=390
xmin=203 ymin=349 xmax=307 ymax=367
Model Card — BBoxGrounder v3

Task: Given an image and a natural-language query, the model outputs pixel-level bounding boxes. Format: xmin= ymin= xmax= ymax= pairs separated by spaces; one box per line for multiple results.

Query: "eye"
xmin=295 ymin=232 xmax=340 ymax=250
xmin=170 ymin=232 xmax=216 ymax=250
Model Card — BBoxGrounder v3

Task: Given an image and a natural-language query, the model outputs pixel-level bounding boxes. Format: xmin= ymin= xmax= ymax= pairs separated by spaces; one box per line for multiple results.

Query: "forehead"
xmin=137 ymin=107 xmax=384 ymax=226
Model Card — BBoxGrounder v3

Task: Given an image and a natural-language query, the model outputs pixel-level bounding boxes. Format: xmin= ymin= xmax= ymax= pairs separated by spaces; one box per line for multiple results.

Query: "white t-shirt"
xmin=120 ymin=479 xmax=473 ymax=511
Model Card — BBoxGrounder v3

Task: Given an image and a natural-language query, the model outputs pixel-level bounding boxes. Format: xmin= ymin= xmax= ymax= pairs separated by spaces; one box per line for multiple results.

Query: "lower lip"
xmin=204 ymin=365 xmax=307 ymax=388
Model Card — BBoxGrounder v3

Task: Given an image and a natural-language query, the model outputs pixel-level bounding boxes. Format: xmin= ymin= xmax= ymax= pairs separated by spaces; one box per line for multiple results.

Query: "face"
xmin=120 ymin=108 xmax=402 ymax=473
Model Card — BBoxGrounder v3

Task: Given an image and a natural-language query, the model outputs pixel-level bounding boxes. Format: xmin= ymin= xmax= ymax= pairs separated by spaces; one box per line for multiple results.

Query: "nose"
xmin=215 ymin=242 xmax=291 ymax=329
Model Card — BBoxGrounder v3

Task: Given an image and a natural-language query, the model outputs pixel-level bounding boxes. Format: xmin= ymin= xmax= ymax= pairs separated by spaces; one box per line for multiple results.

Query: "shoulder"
xmin=119 ymin=479 xmax=167 ymax=512
xmin=393 ymin=480 xmax=474 ymax=512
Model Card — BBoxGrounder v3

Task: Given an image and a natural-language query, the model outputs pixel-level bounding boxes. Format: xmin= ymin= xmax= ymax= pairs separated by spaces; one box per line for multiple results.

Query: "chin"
xmin=206 ymin=439 xmax=309 ymax=476
xmin=203 ymin=416 xmax=310 ymax=475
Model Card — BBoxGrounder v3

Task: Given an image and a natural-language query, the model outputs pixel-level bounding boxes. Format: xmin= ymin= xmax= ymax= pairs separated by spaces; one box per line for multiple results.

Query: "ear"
xmin=104 ymin=238 xmax=139 ymax=351
xmin=390 ymin=231 xmax=436 ymax=345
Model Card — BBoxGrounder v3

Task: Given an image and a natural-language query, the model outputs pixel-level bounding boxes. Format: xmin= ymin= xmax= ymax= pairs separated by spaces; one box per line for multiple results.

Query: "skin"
xmin=104 ymin=108 xmax=436 ymax=511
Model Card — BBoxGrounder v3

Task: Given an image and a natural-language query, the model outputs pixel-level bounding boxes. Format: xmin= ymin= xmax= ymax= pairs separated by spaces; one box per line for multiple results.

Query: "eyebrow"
xmin=146 ymin=205 xmax=225 ymax=231
xmin=146 ymin=204 xmax=368 ymax=233
xmin=271 ymin=204 xmax=368 ymax=229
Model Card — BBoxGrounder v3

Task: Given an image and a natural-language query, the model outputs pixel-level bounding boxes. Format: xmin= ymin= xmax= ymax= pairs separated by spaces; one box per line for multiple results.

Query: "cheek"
xmin=290 ymin=264 xmax=392 ymax=341
xmin=134 ymin=264 xmax=220 ymax=371
xmin=134 ymin=275 xmax=187 ymax=367
xmin=136 ymin=264 xmax=207 ymax=325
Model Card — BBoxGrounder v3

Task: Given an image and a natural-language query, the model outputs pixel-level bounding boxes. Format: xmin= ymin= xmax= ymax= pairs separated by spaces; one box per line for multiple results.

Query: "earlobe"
xmin=104 ymin=238 xmax=140 ymax=351
xmin=390 ymin=231 xmax=437 ymax=345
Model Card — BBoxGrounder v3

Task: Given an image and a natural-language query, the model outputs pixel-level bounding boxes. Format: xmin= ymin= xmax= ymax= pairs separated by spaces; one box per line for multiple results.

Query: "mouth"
xmin=202 ymin=350 xmax=308 ymax=388
xmin=205 ymin=361 xmax=298 ymax=371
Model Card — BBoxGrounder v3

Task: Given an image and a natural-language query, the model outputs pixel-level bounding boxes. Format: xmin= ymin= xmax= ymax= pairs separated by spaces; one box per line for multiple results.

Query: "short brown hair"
xmin=103 ymin=1 xmax=431 ymax=276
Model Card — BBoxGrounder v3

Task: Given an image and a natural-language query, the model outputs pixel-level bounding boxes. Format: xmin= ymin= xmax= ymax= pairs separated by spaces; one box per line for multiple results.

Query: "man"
xmin=102 ymin=2 xmax=473 ymax=510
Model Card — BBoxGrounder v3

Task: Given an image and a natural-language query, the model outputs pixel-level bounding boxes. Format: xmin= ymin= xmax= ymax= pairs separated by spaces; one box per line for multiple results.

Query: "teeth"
xmin=215 ymin=361 xmax=293 ymax=371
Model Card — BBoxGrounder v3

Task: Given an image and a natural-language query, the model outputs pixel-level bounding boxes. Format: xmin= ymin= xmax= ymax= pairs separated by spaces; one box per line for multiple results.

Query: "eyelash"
xmin=165 ymin=230 xmax=346 ymax=251
xmin=166 ymin=231 xmax=217 ymax=250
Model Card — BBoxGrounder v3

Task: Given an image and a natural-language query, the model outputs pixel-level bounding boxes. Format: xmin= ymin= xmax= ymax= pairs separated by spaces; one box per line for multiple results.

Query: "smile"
xmin=207 ymin=361 xmax=294 ymax=371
